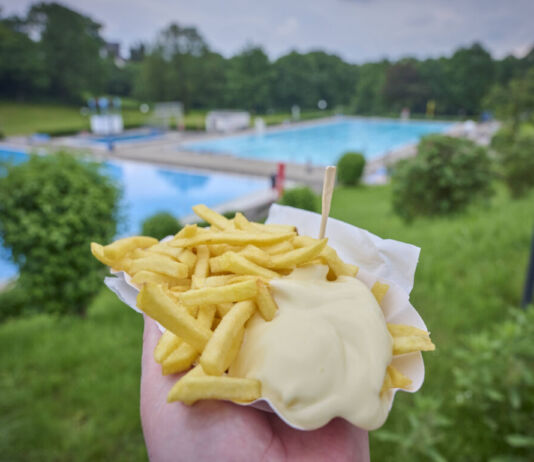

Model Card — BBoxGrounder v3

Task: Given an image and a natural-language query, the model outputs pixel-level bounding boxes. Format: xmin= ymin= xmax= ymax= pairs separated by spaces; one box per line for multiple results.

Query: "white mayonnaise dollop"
xmin=229 ymin=265 xmax=393 ymax=430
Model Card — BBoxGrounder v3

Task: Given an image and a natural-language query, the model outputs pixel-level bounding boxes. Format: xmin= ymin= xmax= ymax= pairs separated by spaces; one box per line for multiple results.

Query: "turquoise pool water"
xmin=0 ymin=148 xmax=268 ymax=280
xmin=185 ymin=118 xmax=453 ymax=165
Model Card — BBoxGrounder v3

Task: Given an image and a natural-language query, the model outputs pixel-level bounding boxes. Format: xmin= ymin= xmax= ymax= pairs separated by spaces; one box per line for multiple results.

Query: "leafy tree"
xmin=483 ymin=68 xmax=534 ymax=129
xmin=26 ymin=2 xmax=106 ymax=101
xmin=0 ymin=18 xmax=47 ymax=99
xmin=352 ymin=61 xmax=389 ymax=114
xmin=383 ymin=60 xmax=430 ymax=113
xmin=446 ymin=43 xmax=495 ymax=115
xmin=0 ymin=153 xmax=120 ymax=318
xmin=225 ymin=45 xmax=274 ymax=112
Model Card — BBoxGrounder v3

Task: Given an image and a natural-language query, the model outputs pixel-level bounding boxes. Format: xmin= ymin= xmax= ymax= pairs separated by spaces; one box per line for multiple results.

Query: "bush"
xmin=279 ymin=187 xmax=318 ymax=212
xmin=495 ymin=133 xmax=534 ymax=198
xmin=449 ymin=308 xmax=534 ymax=460
xmin=141 ymin=212 xmax=182 ymax=240
xmin=375 ymin=308 xmax=534 ymax=461
xmin=0 ymin=152 xmax=120 ymax=318
xmin=391 ymin=135 xmax=493 ymax=220
xmin=337 ymin=152 xmax=366 ymax=186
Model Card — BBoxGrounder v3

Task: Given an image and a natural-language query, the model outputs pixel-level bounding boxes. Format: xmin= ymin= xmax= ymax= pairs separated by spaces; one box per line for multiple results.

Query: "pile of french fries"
xmin=91 ymin=204 xmax=434 ymax=406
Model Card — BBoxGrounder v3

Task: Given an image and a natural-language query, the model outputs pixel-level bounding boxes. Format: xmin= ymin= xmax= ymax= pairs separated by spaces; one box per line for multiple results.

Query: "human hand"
xmin=140 ymin=316 xmax=370 ymax=462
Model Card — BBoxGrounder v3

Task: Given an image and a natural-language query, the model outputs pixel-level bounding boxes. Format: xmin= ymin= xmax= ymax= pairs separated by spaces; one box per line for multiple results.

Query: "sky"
xmin=1 ymin=0 xmax=533 ymax=63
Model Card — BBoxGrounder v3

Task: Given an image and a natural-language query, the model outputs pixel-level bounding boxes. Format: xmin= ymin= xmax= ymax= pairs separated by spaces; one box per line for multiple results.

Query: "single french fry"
xmin=178 ymin=248 xmax=197 ymax=273
xmin=90 ymin=242 xmax=115 ymax=267
xmin=154 ymin=330 xmax=182 ymax=364
xmin=216 ymin=302 xmax=234 ymax=317
xmin=207 ymin=244 xmax=241 ymax=256
xmin=176 ymin=224 xmax=200 ymax=238
xmin=204 ymin=275 xmax=236 ymax=287
xmin=388 ymin=365 xmax=412 ymax=389
xmin=238 ymin=245 xmax=272 ymax=267
xmin=103 ymin=236 xmax=158 ymax=260
xmin=192 ymin=245 xmax=209 ymax=284
xmin=371 ymin=281 xmax=390 ymax=304
xmin=129 ymin=255 xmax=189 ymax=279
xmin=387 ymin=324 xmax=435 ymax=355
xmin=168 ymin=369 xmax=261 ymax=404
xmin=263 ymin=241 xmax=294 ymax=255
xmin=180 ymin=279 xmax=258 ymax=306
xmin=161 ymin=305 xmax=216 ymax=375
xmin=130 ymin=248 xmax=153 ymax=259
xmin=170 ymin=231 xmax=296 ymax=248
xmin=130 ymin=270 xmax=182 ymax=288
xmin=200 ymin=300 xmax=256 ymax=375
xmin=320 ymin=246 xmax=359 ymax=277
xmin=233 ymin=212 xmax=257 ymax=232
xmin=162 ymin=343 xmax=198 ymax=375
xmin=148 ymin=243 xmax=184 ymax=260
xmin=381 ymin=365 xmax=412 ymax=395
xmin=387 ymin=324 xmax=430 ymax=338
xmin=268 ymin=239 xmax=327 ymax=269
xmin=137 ymin=283 xmax=212 ymax=351
xmin=256 ymin=280 xmax=278 ymax=321
xmin=210 ymin=252 xmax=280 ymax=279
xmin=193 ymin=204 xmax=234 ymax=230
xmin=221 ymin=327 xmax=245 ymax=372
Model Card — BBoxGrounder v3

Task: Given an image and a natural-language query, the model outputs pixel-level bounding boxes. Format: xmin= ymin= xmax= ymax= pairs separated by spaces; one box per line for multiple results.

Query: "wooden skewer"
xmin=318 ymin=166 xmax=336 ymax=239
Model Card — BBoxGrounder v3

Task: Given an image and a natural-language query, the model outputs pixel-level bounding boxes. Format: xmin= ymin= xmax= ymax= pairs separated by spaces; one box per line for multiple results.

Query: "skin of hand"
xmin=140 ymin=316 xmax=370 ymax=462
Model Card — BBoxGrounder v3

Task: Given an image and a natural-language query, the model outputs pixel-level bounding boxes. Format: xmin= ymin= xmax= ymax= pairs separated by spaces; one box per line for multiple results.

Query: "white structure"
xmin=151 ymin=102 xmax=184 ymax=130
xmin=90 ymin=115 xmax=123 ymax=135
xmin=206 ymin=110 xmax=250 ymax=133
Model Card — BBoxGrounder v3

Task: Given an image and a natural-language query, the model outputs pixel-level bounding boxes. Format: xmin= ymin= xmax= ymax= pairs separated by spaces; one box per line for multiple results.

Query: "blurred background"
xmin=0 ymin=1 xmax=533 ymax=461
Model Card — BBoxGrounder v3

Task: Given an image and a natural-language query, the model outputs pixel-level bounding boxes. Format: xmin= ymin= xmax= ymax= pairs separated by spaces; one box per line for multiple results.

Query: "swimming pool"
xmin=185 ymin=118 xmax=453 ymax=165
xmin=0 ymin=148 xmax=269 ymax=280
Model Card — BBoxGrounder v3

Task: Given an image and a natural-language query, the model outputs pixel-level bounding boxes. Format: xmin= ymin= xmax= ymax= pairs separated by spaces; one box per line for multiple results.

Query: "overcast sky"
xmin=1 ymin=0 xmax=533 ymax=62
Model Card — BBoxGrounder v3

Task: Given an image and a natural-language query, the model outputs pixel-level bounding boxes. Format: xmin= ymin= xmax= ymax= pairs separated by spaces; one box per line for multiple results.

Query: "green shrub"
xmin=141 ymin=212 xmax=182 ymax=240
xmin=337 ymin=152 xmax=366 ymax=186
xmin=391 ymin=135 xmax=493 ymax=220
xmin=0 ymin=152 xmax=120 ymax=318
xmin=448 ymin=308 xmax=534 ymax=460
xmin=279 ymin=187 xmax=318 ymax=212
xmin=0 ymin=130 xmax=5 ymax=140
xmin=375 ymin=308 xmax=534 ymax=461
xmin=495 ymin=133 xmax=534 ymax=198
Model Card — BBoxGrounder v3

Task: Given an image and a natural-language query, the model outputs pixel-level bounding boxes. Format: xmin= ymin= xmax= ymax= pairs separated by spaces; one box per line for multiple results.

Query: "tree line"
xmin=1 ymin=2 xmax=533 ymax=116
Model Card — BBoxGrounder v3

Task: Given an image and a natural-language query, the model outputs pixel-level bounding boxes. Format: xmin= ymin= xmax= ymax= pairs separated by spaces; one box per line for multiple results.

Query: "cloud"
xmin=1 ymin=0 xmax=533 ymax=62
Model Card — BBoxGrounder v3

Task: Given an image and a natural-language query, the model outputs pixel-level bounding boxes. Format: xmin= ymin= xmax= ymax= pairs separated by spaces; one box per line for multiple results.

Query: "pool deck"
xmin=5 ymin=116 xmax=500 ymax=192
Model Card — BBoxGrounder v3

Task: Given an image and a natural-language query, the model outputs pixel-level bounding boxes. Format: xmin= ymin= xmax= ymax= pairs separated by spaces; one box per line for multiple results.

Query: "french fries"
xmin=91 ymin=204 xmax=434 ymax=407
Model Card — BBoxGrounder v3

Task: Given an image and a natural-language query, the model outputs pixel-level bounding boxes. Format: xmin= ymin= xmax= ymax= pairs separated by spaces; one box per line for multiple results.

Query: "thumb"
xmin=141 ymin=314 xmax=162 ymax=378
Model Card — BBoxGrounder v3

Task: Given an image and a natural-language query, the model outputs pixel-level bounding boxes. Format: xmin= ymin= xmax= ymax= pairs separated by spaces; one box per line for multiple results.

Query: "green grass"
xmin=0 ymin=102 xmax=150 ymax=136
xmin=1 ymin=185 xmax=533 ymax=461
xmin=0 ymin=102 xmax=338 ymax=136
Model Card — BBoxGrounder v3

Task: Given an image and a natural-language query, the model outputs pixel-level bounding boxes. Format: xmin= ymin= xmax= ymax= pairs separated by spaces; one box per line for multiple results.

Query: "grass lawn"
xmin=0 ymin=102 xmax=336 ymax=136
xmin=1 ymin=185 xmax=533 ymax=461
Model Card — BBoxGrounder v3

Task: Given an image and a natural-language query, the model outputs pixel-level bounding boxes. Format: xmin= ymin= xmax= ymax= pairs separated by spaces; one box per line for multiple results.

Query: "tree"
xmin=383 ymin=60 xmax=430 ymax=113
xmin=352 ymin=61 xmax=389 ymax=114
xmin=445 ymin=43 xmax=495 ymax=115
xmin=0 ymin=19 xmax=47 ymax=99
xmin=225 ymin=45 xmax=274 ymax=112
xmin=26 ymin=2 xmax=106 ymax=101
xmin=483 ymin=68 xmax=534 ymax=129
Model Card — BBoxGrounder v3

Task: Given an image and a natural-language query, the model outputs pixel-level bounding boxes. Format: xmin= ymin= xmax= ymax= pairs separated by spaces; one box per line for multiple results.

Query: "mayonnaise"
xmin=229 ymin=265 xmax=393 ymax=430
